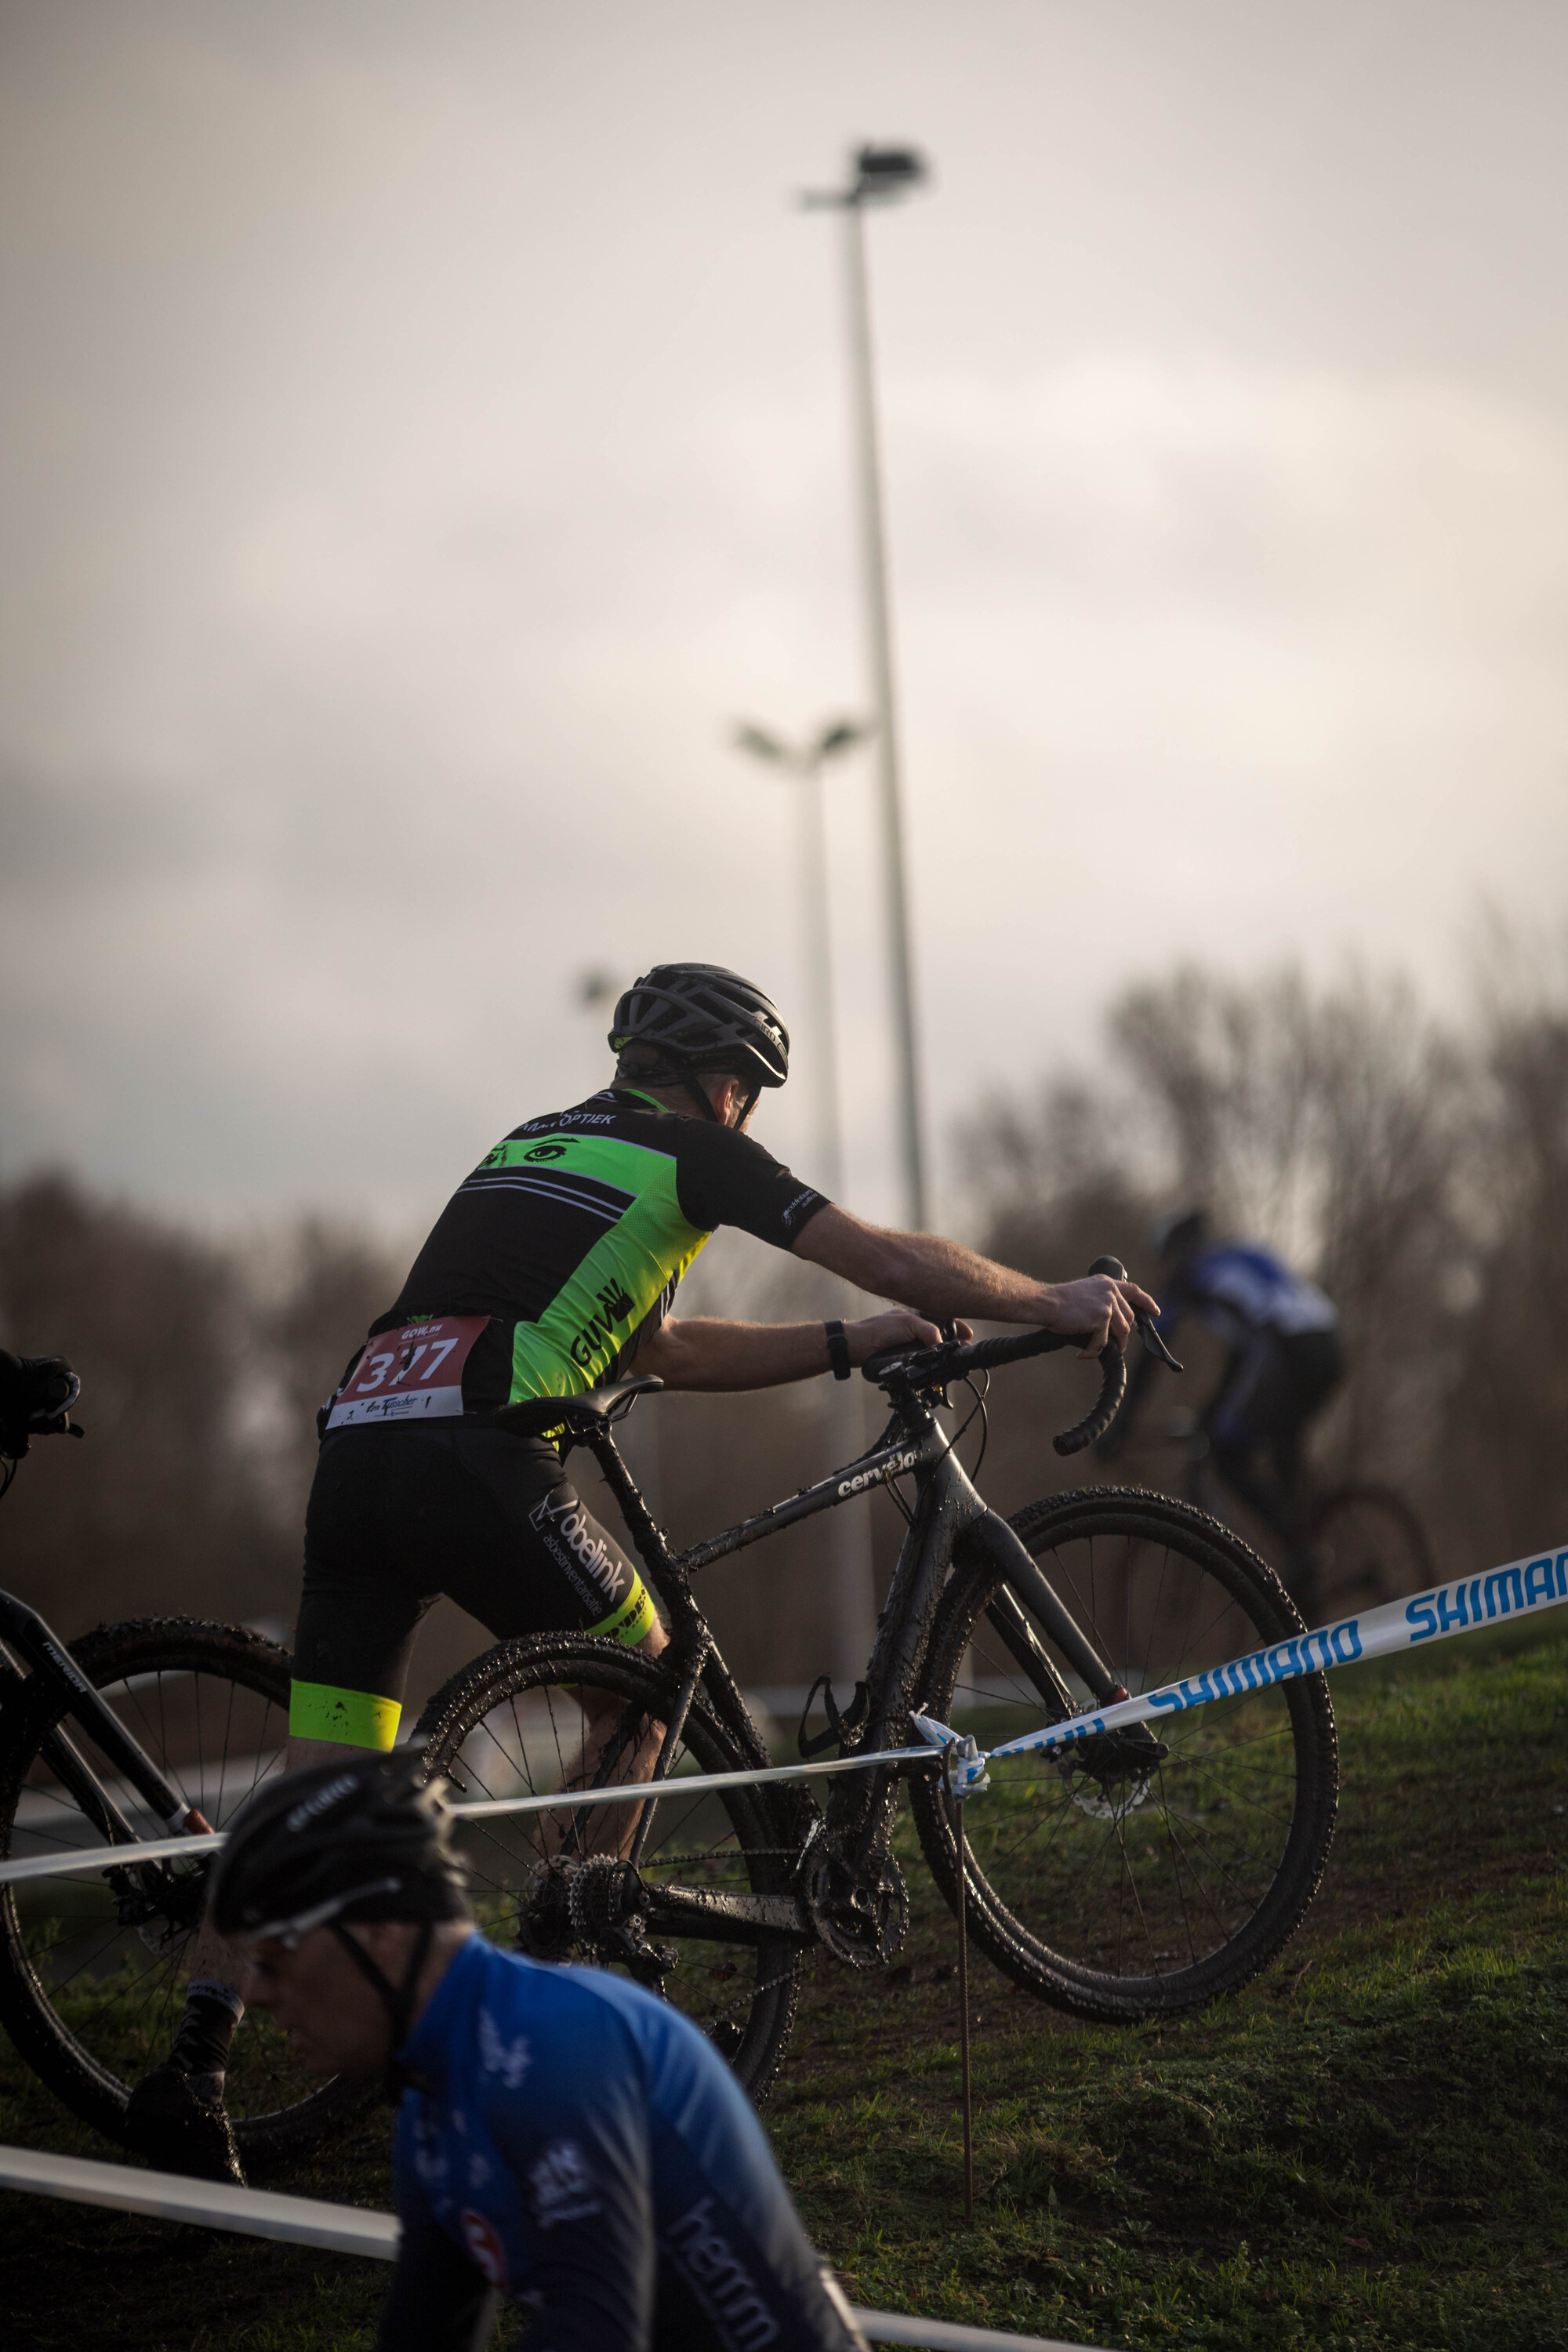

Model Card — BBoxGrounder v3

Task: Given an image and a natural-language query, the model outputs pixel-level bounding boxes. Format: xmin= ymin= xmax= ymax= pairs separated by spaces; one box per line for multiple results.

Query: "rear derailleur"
xmin=517 ymin=1854 xmax=678 ymax=1992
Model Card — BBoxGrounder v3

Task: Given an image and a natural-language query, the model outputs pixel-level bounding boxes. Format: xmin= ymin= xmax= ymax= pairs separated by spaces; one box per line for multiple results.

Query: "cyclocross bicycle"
xmin=412 ymin=1265 xmax=1341 ymax=2103
xmin=1136 ymin=1409 xmax=1433 ymax=1623
xmin=0 ymin=1352 xmax=359 ymax=2161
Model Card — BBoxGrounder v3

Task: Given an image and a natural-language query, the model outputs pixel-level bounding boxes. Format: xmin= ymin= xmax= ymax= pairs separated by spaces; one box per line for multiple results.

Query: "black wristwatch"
xmin=824 ymin=1319 xmax=852 ymax=1381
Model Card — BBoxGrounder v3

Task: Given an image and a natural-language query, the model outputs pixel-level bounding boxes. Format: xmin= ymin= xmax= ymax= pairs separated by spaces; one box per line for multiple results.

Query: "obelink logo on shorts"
xmin=528 ymin=1492 xmax=625 ymax=1606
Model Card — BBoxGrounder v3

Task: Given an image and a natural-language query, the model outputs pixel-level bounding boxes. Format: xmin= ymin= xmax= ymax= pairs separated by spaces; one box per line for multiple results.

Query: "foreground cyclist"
xmin=212 ymin=1755 xmax=867 ymax=2352
xmin=136 ymin=961 xmax=1153 ymax=2178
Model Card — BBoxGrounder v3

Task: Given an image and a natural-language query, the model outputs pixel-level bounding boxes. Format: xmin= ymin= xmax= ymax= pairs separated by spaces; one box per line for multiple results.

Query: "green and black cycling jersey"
xmin=327 ymin=1087 xmax=830 ymax=1425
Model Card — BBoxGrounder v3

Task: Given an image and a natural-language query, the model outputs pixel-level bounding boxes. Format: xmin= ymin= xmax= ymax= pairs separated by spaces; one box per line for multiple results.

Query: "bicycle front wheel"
xmin=1308 ymin=1484 xmax=1433 ymax=1621
xmin=0 ymin=1617 xmax=367 ymax=2158
xmin=416 ymin=1635 xmax=805 ymax=2103
xmin=911 ymin=1489 xmax=1338 ymax=2021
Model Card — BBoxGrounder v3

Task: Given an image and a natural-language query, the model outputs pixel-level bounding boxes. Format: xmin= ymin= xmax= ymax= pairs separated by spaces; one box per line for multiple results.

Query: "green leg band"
xmin=289 ymin=1679 xmax=402 ymax=1751
xmin=587 ymin=1577 xmax=658 ymax=1647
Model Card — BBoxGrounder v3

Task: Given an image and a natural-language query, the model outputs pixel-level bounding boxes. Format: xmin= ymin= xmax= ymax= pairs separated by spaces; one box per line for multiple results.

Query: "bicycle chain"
xmin=638 ymin=1849 xmax=802 ymax=1867
xmin=704 ymin=1945 xmax=822 ymax=2031
xmin=630 ymin=1846 xmax=822 ymax=2034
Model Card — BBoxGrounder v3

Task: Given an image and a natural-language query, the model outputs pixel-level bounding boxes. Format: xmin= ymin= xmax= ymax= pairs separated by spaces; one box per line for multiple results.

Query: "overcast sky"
xmin=5 ymin=0 xmax=1568 ymax=1234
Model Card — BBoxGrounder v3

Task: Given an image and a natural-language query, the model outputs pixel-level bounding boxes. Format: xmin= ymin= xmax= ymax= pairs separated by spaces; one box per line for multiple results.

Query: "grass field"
xmin=2 ymin=1627 xmax=1566 ymax=2350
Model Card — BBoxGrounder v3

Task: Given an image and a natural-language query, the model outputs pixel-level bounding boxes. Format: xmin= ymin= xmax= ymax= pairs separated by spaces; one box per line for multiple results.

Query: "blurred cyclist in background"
xmin=1105 ymin=1208 xmax=1344 ymax=1586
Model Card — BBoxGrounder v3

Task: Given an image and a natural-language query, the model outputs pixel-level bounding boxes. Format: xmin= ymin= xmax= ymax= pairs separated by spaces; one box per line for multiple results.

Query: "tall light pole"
xmin=733 ymin=716 xmax=878 ymax=1685
xmin=731 ymin=717 xmax=866 ymax=1195
xmin=803 ymin=145 xmax=931 ymax=1231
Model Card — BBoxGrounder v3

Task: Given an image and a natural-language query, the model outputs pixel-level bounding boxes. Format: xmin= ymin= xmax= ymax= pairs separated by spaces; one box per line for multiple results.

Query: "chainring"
xmin=800 ymin=1837 xmax=909 ymax=1969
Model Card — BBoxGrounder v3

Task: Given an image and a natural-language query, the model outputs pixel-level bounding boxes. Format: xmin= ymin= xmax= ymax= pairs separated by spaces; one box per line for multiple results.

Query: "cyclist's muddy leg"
xmin=553 ymin=1615 xmax=669 ymax=1859
xmin=169 ymin=1728 xmax=376 ymax=2082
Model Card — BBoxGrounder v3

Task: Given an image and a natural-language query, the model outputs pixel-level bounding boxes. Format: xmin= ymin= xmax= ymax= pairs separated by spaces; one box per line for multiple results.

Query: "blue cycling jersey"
xmin=1156 ymin=1243 xmax=1337 ymax=1352
xmin=384 ymin=1933 xmax=862 ymax=2352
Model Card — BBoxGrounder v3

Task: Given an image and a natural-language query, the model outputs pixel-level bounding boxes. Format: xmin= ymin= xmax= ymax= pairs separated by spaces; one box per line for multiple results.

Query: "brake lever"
xmin=1138 ymin=1316 xmax=1183 ymax=1374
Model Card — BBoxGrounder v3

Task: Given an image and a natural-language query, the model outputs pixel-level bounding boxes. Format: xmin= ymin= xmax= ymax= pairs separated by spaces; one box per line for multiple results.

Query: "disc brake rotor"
xmin=1053 ymin=1724 xmax=1168 ymax=1823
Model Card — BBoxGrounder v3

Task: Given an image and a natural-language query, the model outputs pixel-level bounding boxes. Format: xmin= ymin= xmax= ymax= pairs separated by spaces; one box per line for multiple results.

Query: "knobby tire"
xmin=910 ymin=1488 xmax=1339 ymax=2021
xmin=0 ymin=1617 xmax=369 ymax=2158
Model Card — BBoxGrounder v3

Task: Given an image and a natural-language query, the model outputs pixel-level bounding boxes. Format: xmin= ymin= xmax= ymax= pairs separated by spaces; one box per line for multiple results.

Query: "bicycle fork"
xmin=0 ymin=1594 xmax=199 ymax=1839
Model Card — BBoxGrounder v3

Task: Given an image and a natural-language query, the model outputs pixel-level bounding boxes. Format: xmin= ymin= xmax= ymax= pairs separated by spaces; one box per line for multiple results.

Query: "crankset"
xmin=799 ymin=1834 xmax=909 ymax=1969
xmin=1054 ymin=1722 xmax=1169 ymax=1823
xmin=517 ymin=1853 xmax=678 ymax=1991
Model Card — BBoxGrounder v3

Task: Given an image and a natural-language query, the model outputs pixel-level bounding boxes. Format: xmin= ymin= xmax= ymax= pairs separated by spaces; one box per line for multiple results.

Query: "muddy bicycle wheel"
xmin=0 ymin=1617 xmax=368 ymax=2158
xmin=416 ymin=1634 xmax=804 ymax=2103
xmin=911 ymin=1488 xmax=1338 ymax=2021
xmin=1307 ymin=1483 xmax=1432 ymax=1621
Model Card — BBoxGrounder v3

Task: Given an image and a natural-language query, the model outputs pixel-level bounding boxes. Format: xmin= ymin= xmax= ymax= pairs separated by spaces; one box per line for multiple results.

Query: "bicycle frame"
xmin=574 ymin=1386 xmax=1127 ymax=1888
xmin=0 ymin=1589 xmax=199 ymax=1843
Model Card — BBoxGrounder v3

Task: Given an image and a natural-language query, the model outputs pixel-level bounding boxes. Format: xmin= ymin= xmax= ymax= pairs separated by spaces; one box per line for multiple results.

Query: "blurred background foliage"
xmin=2 ymin=946 xmax=1566 ymax=1707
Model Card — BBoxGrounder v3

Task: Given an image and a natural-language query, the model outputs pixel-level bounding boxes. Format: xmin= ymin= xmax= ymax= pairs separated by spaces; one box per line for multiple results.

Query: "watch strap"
xmin=824 ymin=1319 xmax=852 ymax=1381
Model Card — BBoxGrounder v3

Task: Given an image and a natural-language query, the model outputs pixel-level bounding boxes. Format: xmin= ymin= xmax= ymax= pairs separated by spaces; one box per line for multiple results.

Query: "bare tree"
xmin=965 ymin=960 xmax=1475 ymax=1563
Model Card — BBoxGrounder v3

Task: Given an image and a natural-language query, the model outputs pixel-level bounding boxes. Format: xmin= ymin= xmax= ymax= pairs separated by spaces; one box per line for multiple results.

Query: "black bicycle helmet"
xmin=1150 ymin=1207 xmax=1208 ymax=1261
xmin=208 ymin=1751 xmax=468 ymax=1944
xmin=608 ymin=964 xmax=789 ymax=1091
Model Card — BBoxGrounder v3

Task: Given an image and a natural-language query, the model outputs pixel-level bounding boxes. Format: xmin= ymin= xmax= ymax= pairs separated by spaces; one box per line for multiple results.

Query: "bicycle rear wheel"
xmin=911 ymin=1489 xmax=1338 ymax=2021
xmin=0 ymin=1617 xmax=367 ymax=2158
xmin=1307 ymin=1484 xmax=1432 ymax=1621
xmin=416 ymin=1635 xmax=805 ymax=2103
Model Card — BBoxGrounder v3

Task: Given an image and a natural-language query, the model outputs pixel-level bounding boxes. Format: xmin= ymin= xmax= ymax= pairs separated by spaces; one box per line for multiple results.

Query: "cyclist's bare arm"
xmin=792 ymin=1205 xmax=1158 ymax=1358
xmin=632 ymin=1307 xmax=949 ymax=1392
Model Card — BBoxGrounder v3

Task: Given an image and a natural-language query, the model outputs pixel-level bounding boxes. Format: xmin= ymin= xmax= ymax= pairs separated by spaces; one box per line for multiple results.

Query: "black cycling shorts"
xmin=1210 ymin=1327 xmax=1345 ymax=1448
xmin=289 ymin=1424 xmax=656 ymax=1749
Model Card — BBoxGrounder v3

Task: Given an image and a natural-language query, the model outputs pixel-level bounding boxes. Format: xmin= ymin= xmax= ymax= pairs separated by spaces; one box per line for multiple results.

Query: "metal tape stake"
xmin=942 ymin=1748 xmax=975 ymax=2227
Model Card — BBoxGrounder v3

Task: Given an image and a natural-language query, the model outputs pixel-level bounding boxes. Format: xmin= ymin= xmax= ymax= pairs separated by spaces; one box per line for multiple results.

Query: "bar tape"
xmin=3 ymin=1537 xmax=1563 ymax=1893
xmin=0 ymin=2144 xmax=1106 ymax=2352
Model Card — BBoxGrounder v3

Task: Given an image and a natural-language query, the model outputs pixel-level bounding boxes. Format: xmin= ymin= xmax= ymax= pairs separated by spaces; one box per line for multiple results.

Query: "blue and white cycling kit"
xmin=384 ymin=1934 xmax=862 ymax=2352
xmin=1154 ymin=1242 xmax=1343 ymax=1492
xmin=1154 ymin=1244 xmax=1337 ymax=1354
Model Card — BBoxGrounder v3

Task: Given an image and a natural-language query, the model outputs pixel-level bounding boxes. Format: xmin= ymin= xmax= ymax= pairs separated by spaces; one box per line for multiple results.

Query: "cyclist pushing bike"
xmin=1103 ymin=1207 xmax=1344 ymax=1588
xmin=131 ymin=960 xmax=1156 ymax=2180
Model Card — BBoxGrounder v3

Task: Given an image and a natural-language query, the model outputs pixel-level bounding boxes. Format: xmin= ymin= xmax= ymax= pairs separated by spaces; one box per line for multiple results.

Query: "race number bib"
xmin=325 ymin=1316 xmax=489 ymax=1430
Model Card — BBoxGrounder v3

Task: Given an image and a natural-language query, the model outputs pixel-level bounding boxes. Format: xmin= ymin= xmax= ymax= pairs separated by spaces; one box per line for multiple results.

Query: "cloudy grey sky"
xmin=5 ymin=0 xmax=1568 ymax=1232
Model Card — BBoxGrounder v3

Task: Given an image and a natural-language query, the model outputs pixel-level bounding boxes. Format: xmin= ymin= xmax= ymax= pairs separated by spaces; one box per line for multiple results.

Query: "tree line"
xmin=966 ymin=946 xmax=1568 ymax=1577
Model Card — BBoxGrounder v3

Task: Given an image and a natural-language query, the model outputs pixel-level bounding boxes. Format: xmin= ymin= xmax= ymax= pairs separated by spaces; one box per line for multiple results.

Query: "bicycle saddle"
xmin=493 ymin=1376 xmax=664 ymax=1441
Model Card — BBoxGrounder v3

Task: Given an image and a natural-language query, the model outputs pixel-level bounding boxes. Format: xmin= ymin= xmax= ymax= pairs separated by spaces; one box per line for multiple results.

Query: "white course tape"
xmin=5 ymin=1537 xmax=1564 ymax=1893
xmin=0 ymin=2146 xmax=1105 ymax=2352
xmin=988 ymin=1537 xmax=1568 ymax=1760
xmin=0 ymin=2143 xmax=397 ymax=2256
xmin=0 ymin=1744 xmax=942 ymax=1889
